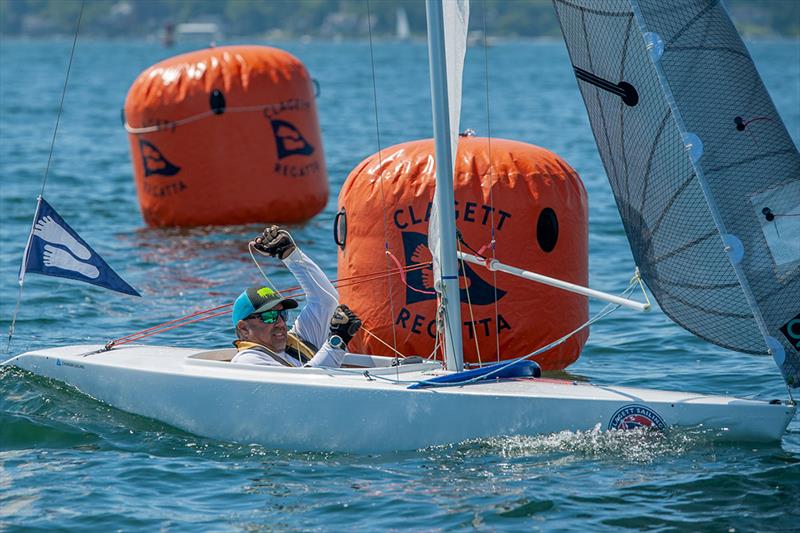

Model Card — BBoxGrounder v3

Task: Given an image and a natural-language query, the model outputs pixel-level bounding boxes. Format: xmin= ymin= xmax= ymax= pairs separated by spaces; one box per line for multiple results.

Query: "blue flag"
xmin=22 ymin=197 xmax=140 ymax=297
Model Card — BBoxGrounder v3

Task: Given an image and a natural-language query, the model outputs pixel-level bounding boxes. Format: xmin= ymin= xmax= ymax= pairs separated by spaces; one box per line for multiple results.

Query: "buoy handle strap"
xmin=124 ymin=103 xmax=293 ymax=134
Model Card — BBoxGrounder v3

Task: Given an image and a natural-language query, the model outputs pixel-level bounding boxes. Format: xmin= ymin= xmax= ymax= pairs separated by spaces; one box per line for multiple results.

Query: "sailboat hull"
xmin=5 ymin=345 xmax=795 ymax=452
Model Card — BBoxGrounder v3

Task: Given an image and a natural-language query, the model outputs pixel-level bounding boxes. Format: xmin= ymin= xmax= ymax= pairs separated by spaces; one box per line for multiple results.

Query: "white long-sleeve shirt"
xmin=231 ymin=248 xmax=343 ymax=368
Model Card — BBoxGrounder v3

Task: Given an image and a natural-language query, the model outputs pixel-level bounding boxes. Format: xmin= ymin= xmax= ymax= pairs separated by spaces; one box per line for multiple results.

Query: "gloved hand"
xmin=329 ymin=304 xmax=362 ymax=345
xmin=253 ymin=225 xmax=296 ymax=260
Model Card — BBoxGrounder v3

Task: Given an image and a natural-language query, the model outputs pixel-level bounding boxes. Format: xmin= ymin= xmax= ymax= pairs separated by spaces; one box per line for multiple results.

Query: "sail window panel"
xmin=750 ymin=182 xmax=800 ymax=274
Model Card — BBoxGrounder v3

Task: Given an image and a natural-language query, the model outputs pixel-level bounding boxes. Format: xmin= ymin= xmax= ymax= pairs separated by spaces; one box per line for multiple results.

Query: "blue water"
xmin=2 ymin=38 xmax=799 ymax=530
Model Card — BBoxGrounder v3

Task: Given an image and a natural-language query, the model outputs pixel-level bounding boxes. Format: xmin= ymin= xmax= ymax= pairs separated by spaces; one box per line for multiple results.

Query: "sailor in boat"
xmin=231 ymin=226 xmax=362 ymax=367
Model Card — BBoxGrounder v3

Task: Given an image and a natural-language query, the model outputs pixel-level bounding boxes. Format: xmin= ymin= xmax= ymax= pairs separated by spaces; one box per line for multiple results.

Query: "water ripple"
xmin=1 ymin=38 xmax=798 ymax=530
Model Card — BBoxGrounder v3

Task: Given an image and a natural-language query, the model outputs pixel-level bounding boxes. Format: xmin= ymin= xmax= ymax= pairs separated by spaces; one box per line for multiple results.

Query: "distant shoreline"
xmin=2 ymin=35 xmax=798 ymax=45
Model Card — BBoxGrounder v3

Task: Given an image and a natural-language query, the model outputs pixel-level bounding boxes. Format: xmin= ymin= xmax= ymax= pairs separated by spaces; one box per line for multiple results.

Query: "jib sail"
xmin=553 ymin=0 xmax=800 ymax=386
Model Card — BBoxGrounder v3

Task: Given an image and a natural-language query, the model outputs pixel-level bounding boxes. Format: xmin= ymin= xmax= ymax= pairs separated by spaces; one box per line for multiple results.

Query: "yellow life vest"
xmin=234 ymin=332 xmax=316 ymax=366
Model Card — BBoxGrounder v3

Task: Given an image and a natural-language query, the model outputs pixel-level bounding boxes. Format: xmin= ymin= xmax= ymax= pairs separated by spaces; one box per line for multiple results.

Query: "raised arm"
xmin=283 ymin=247 xmax=338 ymax=349
xmin=253 ymin=226 xmax=338 ymax=350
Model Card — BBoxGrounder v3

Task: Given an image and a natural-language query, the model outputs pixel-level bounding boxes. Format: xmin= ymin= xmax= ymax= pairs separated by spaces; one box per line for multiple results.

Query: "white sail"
xmin=396 ymin=7 xmax=411 ymax=41
xmin=426 ymin=0 xmax=470 ymax=371
xmin=442 ymin=0 xmax=469 ymax=164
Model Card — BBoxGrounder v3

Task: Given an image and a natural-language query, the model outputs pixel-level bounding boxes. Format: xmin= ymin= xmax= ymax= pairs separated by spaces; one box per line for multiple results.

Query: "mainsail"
xmin=428 ymin=0 xmax=469 ymax=287
xmin=553 ymin=0 xmax=800 ymax=387
xmin=426 ymin=0 xmax=470 ymax=370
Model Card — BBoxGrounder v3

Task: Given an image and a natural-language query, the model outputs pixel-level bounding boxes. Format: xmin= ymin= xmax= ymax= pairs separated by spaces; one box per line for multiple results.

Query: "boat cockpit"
xmin=186 ymin=348 xmax=436 ymax=371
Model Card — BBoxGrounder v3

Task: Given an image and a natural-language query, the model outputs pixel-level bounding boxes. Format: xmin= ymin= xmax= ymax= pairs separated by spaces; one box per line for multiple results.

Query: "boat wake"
xmin=434 ymin=426 xmax=720 ymax=464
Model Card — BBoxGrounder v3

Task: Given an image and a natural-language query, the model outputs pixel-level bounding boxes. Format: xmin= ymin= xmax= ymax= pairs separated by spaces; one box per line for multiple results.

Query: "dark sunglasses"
xmin=249 ymin=309 xmax=289 ymax=324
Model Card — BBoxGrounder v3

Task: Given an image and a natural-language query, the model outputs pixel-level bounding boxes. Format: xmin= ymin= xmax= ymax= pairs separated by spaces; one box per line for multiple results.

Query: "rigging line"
xmin=6 ymin=285 xmax=25 ymax=354
xmin=7 ymin=3 xmax=84 ymax=354
xmin=248 ymin=243 xmax=280 ymax=292
xmin=110 ymin=309 xmax=232 ymax=347
xmin=249 ymin=231 xmax=341 ymax=312
xmin=361 ymin=326 xmax=406 ymax=357
xmin=630 ymin=267 xmax=651 ymax=308
xmin=425 ymin=322 xmax=443 ymax=362
xmin=335 ymin=263 xmax=432 ymax=289
xmin=366 ymin=0 xmax=399 ymax=354
xmin=7 ymin=198 xmax=43 ymax=353
xmin=112 ymin=308 xmax=406 ymax=359
xmin=40 ymin=1 xmax=84 ymax=197
xmin=438 ymin=280 xmax=460 ymax=369
xmin=107 ymin=303 xmax=233 ymax=346
xmin=358 ymin=285 xmax=634 ymax=387
xmin=481 ymin=0 xmax=501 ymax=362
xmin=456 ymin=231 xmax=487 ymax=258
xmin=108 ymin=263 xmax=435 ymax=348
xmin=458 ymin=239 xmax=482 ymax=365
xmin=385 ymin=251 xmax=436 ymax=295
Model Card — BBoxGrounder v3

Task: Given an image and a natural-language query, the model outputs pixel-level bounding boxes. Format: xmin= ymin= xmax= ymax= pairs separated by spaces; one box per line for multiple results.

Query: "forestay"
xmin=553 ymin=0 xmax=800 ymax=387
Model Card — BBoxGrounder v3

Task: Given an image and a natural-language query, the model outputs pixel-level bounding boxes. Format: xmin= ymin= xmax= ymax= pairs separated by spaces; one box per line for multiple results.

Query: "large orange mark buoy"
xmin=124 ymin=45 xmax=327 ymax=227
xmin=336 ymin=137 xmax=588 ymax=370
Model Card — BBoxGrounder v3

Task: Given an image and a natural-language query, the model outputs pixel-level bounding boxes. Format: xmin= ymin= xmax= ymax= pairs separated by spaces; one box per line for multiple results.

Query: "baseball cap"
xmin=232 ymin=286 xmax=298 ymax=327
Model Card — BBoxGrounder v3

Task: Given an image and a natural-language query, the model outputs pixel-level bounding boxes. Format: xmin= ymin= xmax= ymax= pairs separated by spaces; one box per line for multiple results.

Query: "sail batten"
xmin=554 ymin=0 xmax=800 ymax=386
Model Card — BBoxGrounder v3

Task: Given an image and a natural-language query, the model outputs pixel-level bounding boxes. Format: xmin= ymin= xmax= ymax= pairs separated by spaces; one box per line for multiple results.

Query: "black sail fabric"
xmin=553 ymin=0 xmax=800 ymax=386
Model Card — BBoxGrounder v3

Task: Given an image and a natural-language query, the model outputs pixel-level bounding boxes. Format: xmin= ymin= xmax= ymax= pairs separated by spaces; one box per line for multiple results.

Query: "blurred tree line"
xmin=1 ymin=0 xmax=798 ymax=39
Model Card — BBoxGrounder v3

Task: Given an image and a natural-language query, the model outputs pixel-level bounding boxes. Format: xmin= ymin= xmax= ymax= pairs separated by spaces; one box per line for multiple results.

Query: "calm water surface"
xmin=1 ymin=38 xmax=799 ymax=531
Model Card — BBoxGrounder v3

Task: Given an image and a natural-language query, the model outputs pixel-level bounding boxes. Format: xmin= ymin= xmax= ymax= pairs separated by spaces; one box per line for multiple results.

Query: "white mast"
xmin=425 ymin=0 xmax=468 ymax=371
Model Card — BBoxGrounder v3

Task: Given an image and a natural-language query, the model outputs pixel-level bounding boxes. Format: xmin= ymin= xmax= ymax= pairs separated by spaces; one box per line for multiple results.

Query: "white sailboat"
xmin=396 ymin=7 xmax=411 ymax=41
xmin=5 ymin=0 xmax=797 ymax=452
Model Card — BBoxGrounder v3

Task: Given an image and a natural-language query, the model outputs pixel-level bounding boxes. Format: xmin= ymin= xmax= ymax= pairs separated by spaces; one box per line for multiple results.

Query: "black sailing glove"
xmin=329 ymin=304 xmax=362 ymax=345
xmin=253 ymin=225 xmax=296 ymax=260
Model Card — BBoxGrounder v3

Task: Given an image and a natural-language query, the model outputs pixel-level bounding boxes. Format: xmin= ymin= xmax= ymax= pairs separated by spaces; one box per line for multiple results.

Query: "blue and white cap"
xmin=232 ymin=287 xmax=298 ymax=326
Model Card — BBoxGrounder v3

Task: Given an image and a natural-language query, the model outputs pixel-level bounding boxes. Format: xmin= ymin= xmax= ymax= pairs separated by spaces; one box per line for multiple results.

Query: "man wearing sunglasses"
xmin=230 ymin=226 xmax=362 ymax=367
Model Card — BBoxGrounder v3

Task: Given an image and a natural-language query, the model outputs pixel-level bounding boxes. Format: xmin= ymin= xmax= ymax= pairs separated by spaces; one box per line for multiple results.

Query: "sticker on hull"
xmin=608 ymin=404 xmax=666 ymax=431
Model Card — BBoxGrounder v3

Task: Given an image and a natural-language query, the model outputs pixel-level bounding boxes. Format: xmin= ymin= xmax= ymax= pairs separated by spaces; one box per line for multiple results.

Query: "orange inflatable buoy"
xmin=336 ymin=137 xmax=588 ymax=370
xmin=124 ymin=45 xmax=327 ymax=227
